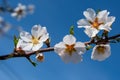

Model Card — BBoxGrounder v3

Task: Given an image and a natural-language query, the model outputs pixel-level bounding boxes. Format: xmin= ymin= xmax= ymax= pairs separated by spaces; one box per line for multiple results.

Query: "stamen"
xmin=32 ymin=36 xmax=39 ymax=45
xmin=96 ymin=46 xmax=106 ymax=54
xmin=65 ymin=44 xmax=76 ymax=56
xmin=89 ymin=18 xmax=103 ymax=29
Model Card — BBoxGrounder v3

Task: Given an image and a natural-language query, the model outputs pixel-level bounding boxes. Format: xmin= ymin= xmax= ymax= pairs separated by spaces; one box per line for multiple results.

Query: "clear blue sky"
xmin=0 ymin=0 xmax=120 ymax=80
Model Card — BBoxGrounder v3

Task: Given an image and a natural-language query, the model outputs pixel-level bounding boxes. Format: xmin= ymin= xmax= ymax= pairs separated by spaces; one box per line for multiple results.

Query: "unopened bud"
xmin=36 ymin=53 xmax=44 ymax=62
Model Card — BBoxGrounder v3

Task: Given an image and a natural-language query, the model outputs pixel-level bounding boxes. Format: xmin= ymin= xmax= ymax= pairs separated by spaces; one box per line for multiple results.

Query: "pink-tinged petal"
xmin=20 ymin=31 xmax=32 ymax=42
xmin=77 ymin=19 xmax=91 ymax=28
xmin=83 ymin=8 xmax=96 ymax=22
xmin=63 ymin=35 xmax=76 ymax=45
xmin=84 ymin=28 xmax=99 ymax=37
xmin=32 ymin=42 xmax=43 ymax=51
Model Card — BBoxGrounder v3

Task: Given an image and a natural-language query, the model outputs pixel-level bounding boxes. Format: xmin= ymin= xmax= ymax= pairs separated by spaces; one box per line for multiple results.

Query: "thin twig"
xmin=0 ymin=34 xmax=120 ymax=60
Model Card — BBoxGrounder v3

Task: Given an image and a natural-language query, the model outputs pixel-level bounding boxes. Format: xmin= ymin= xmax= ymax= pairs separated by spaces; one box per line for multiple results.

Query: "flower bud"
xmin=36 ymin=53 xmax=44 ymax=62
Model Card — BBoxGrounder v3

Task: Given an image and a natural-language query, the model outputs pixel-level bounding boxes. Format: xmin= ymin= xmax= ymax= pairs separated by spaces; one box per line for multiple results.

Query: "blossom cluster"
xmin=0 ymin=2 xmax=34 ymax=20
xmin=0 ymin=2 xmax=35 ymax=37
xmin=16 ymin=8 xmax=115 ymax=63
xmin=11 ymin=3 xmax=35 ymax=20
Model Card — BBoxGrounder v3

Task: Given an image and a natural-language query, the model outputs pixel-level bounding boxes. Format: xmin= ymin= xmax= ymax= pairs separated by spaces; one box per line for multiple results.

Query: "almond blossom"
xmin=17 ymin=25 xmax=49 ymax=51
xmin=11 ymin=3 xmax=26 ymax=20
xmin=91 ymin=44 xmax=111 ymax=61
xmin=54 ymin=35 xmax=86 ymax=63
xmin=77 ymin=8 xmax=115 ymax=37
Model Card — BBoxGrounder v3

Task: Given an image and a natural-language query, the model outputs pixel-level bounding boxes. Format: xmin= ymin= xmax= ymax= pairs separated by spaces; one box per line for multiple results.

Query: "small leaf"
xmin=26 ymin=57 xmax=37 ymax=67
xmin=31 ymin=62 xmax=37 ymax=67
xmin=14 ymin=35 xmax=19 ymax=48
xmin=69 ymin=25 xmax=74 ymax=35
xmin=86 ymin=45 xmax=92 ymax=50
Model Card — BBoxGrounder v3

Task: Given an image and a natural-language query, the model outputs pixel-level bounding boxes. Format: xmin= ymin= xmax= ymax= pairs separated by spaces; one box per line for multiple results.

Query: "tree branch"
xmin=0 ymin=34 xmax=120 ymax=60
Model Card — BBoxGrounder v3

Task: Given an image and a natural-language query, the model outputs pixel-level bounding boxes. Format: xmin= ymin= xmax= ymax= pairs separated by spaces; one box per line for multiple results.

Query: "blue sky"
xmin=0 ymin=0 xmax=120 ymax=80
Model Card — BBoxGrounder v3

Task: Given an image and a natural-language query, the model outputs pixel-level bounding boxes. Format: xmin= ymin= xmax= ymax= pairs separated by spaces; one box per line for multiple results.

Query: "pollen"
xmin=96 ymin=46 xmax=106 ymax=54
xmin=32 ymin=37 xmax=39 ymax=45
xmin=65 ymin=44 xmax=76 ymax=56
xmin=89 ymin=18 xmax=103 ymax=29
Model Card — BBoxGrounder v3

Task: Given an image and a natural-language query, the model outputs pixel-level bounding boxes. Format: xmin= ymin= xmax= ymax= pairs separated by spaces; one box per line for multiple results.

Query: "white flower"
xmin=11 ymin=3 xmax=26 ymax=20
xmin=17 ymin=25 xmax=49 ymax=51
xmin=77 ymin=8 xmax=115 ymax=37
xmin=54 ymin=35 xmax=86 ymax=63
xmin=0 ymin=17 xmax=11 ymax=35
xmin=36 ymin=53 xmax=44 ymax=62
xmin=91 ymin=44 xmax=111 ymax=61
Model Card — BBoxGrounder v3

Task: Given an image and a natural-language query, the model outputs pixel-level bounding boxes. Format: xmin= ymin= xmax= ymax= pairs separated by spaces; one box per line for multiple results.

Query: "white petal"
xmin=31 ymin=25 xmax=48 ymax=38
xmin=32 ymin=43 xmax=43 ymax=51
xmin=58 ymin=50 xmax=71 ymax=63
xmin=97 ymin=10 xmax=109 ymax=23
xmin=18 ymin=3 xmax=26 ymax=10
xmin=39 ymin=27 xmax=48 ymax=36
xmin=11 ymin=13 xmax=17 ymax=17
xmin=54 ymin=42 xmax=66 ymax=54
xmin=106 ymin=16 xmax=115 ymax=26
xmin=63 ymin=35 xmax=76 ymax=45
xmin=39 ymin=34 xmax=49 ymax=42
xmin=77 ymin=19 xmax=91 ymax=28
xmin=83 ymin=8 xmax=96 ymax=22
xmin=20 ymin=31 xmax=32 ymax=42
xmin=75 ymin=42 xmax=86 ymax=55
xmin=91 ymin=44 xmax=111 ymax=61
xmin=21 ymin=42 xmax=33 ymax=51
xmin=99 ymin=24 xmax=112 ymax=31
xmin=71 ymin=53 xmax=83 ymax=63
xmin=31 ymin=25 xmax=42 ymax=38
xmin=84 ymin=28 xmax=99 ymax=37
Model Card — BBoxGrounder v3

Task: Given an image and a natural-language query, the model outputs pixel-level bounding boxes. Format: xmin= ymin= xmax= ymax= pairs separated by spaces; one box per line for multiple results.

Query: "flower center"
xmin=17 ymin=9 xmax=23 ymax=15
xmin=96 ymin=46 xmax=106 ymax=54
xmin=89 ymin=18 xmax=103 ymax=29
xmin=65 ymin=44 xmax=76 ymax=56
xmin=32 ymin=37 xmax=39 ymax=45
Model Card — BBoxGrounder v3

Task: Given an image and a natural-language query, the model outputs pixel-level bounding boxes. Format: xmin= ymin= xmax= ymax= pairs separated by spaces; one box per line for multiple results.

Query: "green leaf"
xmin=86 ymin=45 xmax=92 ymax=50
xmin=14 ymin=35 xmax=19 ymax=48
xmin=26 ymin=57 xmax=37 ymax=67
xmin=69 ymin=25 xmax=74 ymax=35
